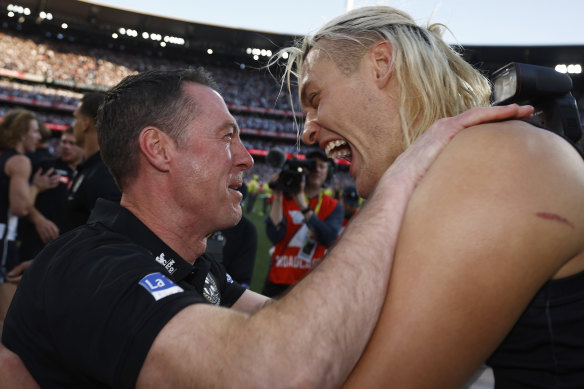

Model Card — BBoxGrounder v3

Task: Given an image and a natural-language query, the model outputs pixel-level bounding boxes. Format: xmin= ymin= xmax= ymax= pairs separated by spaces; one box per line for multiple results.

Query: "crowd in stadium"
xmin=0 ymin=28 xmax=358 ymax=187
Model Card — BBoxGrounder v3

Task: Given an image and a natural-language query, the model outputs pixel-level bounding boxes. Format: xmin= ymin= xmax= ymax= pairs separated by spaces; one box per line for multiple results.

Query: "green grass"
xmin=243 ymin=208 xmax=273 ymax=293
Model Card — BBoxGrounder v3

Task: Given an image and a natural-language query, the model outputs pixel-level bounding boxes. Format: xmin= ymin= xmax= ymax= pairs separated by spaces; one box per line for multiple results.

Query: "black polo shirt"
xmin=3 ymin=199 xmax=246 ymax=388
xmin=64 ymin=151 xmax=121 ymax=232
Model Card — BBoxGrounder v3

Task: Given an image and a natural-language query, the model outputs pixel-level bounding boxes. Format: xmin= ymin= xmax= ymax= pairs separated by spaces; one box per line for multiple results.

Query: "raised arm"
xmin=136 ymin=106 xmax=535 ymax=389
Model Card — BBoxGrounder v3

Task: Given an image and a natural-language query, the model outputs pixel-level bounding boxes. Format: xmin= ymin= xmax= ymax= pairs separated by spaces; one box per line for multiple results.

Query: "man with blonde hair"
xmin=279 ymin=5 xmax=584 ymax=388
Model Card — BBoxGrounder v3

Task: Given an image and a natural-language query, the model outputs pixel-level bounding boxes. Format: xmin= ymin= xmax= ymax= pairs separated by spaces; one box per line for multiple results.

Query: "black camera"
xmin=491 ymin=62 xmax=582 ymax=143
xmin=266 ymin=147 xmax=316 ymax=195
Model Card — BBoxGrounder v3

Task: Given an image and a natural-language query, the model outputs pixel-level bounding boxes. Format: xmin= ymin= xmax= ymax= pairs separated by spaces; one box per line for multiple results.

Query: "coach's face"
xmin=171 ymin=83 xmax=253 ymax=232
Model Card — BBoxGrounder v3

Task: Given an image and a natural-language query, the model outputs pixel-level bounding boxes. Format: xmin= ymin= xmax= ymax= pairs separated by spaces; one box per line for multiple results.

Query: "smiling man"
xmin=281 ymin=5 xmax=584 ymax=388
xmin=2 ymin=68 xmax=535 ymax=388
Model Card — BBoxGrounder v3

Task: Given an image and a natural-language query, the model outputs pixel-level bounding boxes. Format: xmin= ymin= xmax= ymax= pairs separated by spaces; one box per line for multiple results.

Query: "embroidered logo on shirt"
xmin=155 ymin=252 xmax=177 ymax=275
xmin=139 ymin=273 xmax=184 ymax=301
xmin=203 ymin=273 xmax=220 ymax=305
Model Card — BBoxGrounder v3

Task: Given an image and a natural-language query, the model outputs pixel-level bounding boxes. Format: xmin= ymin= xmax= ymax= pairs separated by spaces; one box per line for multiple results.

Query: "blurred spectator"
xmin=205 ymin=184 xmax=258 ymax=288
xmin=64 ymin=92 xmax=120 ymax=232
xmin=0 ymin=109 xmax=57 ymax=282
xmin=339 ymin=186 xmax=360 ymax=235
xmin=245 ymin=174 xmax=260 ymax=213
xmin=18 ymin=127 xmax=84 ymax=262
xmin=26 ymin=120 xmax=55 ymax=165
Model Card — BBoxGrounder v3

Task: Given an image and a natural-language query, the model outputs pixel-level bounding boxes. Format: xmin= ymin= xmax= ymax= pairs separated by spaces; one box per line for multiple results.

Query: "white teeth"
xmin=324 ymin=139 xmax=348 ymax=156
xmin=328 ymin=148 xmax=351 ymax=159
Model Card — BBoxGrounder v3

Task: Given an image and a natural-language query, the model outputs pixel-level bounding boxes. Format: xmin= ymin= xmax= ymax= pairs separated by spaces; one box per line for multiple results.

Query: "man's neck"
xmin=120 ymin=193 xmax=207 ymax=264
xmin=67 ymin=158 xmax=83 ymax=171
xmin=305 ymin=185 xmax=322 ymax=199
xmin=83 ymin=131 xmax=100 ymax=158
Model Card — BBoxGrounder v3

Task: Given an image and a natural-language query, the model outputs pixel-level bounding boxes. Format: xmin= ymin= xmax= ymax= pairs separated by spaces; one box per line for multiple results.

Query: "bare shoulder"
xmin=426 ymin=119 xmax=584 ymax=198
xmin=450 ymin=120 xmax=582 ymax=169
xmin=410 ymin=118 xmax=584 ymax=275
xmin=4 ymin=153 xmax=31 ymax=176
xmin=345 ymin=120 xmax=584 ymax=389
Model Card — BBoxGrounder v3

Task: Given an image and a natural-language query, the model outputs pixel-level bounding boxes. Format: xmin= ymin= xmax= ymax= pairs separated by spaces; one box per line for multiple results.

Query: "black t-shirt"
xmin=64 ymin=151 xmax=121 ymax=232
xmin=3 ymin=199 xmax=246 ymax=388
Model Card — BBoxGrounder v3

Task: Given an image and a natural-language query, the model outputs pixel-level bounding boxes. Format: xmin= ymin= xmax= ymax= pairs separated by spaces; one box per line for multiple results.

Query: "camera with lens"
xmin=266 ymin=147 xmax=316 ymax=195
xmin=491 ymin=62 xmax=582 ymax=143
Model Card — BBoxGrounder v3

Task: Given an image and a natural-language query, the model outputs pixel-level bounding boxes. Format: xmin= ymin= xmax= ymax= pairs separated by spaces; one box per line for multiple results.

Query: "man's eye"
xmin=309 ymin=94 xmax=318 ymax=106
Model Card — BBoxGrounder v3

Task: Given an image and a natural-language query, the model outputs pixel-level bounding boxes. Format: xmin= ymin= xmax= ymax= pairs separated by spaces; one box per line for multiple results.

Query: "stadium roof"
xmin=1 ymin=0 xmax=582 ymax=90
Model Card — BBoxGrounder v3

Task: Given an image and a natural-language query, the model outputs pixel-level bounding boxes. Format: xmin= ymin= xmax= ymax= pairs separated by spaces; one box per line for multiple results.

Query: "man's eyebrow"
xmin=299 ymin=79 xmax=312 ymax=108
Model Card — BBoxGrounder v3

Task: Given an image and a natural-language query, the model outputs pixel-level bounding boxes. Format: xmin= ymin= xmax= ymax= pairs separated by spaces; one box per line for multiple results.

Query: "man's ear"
xmin=139 ymin=127 xmax=172 ymax=172
xmin=369 ymin=41 xmax=393 ymax=89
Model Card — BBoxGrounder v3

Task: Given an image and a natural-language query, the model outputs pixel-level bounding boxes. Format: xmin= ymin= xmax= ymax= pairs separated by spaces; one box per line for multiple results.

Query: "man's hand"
xmin=32 ymin=168 xmax=60 ymax=193
xmin=28 ymin=208 xmax=60 ymax=243
xmin=5 ymin=260 xmax=33 ymax=284
xmin=33 ymin=216 xmax=59 ymax=243
xmin=378 ymin=104 xmax=534 ymax=195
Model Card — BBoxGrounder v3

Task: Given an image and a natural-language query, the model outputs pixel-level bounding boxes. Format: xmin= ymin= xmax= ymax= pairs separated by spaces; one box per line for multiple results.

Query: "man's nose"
xmin=302 ymin=119 xmax=320 ymax=145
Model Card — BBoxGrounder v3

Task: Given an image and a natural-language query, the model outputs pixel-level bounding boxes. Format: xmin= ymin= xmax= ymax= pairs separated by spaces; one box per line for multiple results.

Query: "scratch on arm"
xmin=535 ymin=212 xmax=575 ymax=229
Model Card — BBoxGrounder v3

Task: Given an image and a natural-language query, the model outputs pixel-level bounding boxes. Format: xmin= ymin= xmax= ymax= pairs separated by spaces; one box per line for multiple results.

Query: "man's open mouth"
xmin=324 ymin=139 xmax=352 ymax=162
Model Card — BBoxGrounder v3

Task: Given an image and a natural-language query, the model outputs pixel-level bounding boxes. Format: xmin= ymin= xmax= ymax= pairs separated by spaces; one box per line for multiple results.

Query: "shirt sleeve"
xmin=306 ymin=201 xmax=344 ymax=247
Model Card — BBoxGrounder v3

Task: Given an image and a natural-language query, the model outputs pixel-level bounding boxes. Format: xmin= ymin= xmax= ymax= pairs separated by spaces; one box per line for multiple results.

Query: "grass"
xmin=243 ymin=207 xmax=273 ymax=293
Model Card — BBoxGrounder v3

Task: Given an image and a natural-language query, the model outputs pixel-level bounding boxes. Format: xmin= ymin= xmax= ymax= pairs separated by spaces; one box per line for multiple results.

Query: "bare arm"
xmin=0 ymin=341 xmax=40 ymax=389
xmin=345 ymin=121 xmax=584 ymax=388
xmin=6 ymin=155 xmax=34 ymax=217
xmin=26 ymin=208 xmax=59 ymax=244
xmin=136 ymin=106 xmax=538 ymax=389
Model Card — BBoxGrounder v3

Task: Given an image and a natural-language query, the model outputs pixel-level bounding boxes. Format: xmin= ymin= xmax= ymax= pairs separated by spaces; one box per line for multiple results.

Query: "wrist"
xmin=301 ymin=207 xmax=312 ymax=215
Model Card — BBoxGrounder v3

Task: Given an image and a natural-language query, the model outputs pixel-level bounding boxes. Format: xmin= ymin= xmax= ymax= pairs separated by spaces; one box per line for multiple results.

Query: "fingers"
xmin=39 ymin=223 xmax=59 ymax=243
xmin=456 ymin=104 xmax=534 ymax=128
xmin=6 ymin=260 xmax=32 ymax=283
xmin=5 ymin=275 xmax=22 ymax=284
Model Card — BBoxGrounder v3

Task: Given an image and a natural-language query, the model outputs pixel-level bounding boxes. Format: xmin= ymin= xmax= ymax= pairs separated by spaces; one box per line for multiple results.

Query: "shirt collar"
xmin=88 ymin=199 xmax=195 ymax=281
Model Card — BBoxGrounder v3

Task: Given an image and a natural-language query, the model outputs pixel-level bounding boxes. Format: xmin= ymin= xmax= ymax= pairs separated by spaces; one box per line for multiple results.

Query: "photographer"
xmin=263 ymin=149 xmax=343 ymax=298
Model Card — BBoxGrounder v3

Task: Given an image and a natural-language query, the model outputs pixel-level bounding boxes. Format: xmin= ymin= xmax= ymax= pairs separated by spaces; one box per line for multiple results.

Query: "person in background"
xmin=245 ymin=173 xmax=260 ymax=213
xmin=65 ymin=92 xmax=120 ymax=231
xmin=15 ymin=127 xmax=84 ymax=276
xmin=282 ymin=5 xmax=584 ymax=388
xmin=0 ymin=109 xmax=57 ymax=283
xmin=339 ymin=185 xmax=360 ymax=234
xmin=262 ymin=149 xmax=343 ymax=298
xmin=25 ymin=121 xmax=54 ymax=166
xmin=259 ymin=179 xmax=272 ymax=215
xmin=205 ymin=183 xmax=258 ymax=288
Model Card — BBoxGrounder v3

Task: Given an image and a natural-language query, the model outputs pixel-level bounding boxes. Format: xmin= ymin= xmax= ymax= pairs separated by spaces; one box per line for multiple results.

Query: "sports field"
xmin=243 ymin=209 xmax=273 ymax=293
